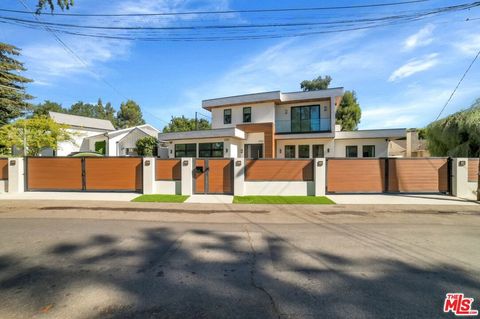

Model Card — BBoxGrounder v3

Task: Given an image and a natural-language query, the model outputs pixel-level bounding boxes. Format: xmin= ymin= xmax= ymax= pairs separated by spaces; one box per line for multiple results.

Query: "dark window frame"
xmin=199 ymin=142 xmax=224 ymax=158
xmin=285 ymin=145 xmax=296 ymax=158
xmin=298 ymin=145 xmax=310 ymax=158
xmin=346 ymin=145 xmax=358 ymax=158
xmin=175 ymin=143 xmax=197 ymax=158
xmin=290 ymin=104 xmax=329 ymax=133
xmin=312 ymin=144 xmax=325 ymax=158
xmin=243 ymin=107 xmax=252 ymax=123
xmin=362 ymin=145 xmax=376 ymax=158
xmin=224 ymin=109 xmax=232 ymax=124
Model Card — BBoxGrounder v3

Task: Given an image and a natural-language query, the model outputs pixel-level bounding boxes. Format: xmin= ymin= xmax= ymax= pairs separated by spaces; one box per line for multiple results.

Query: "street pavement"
xmin=0 ymin=200 xmax=478 ymax=318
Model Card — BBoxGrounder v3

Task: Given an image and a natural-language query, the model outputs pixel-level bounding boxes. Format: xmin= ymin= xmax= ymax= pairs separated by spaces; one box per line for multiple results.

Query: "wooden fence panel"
xmin=27 ymin=158 xmax=83 ymax=191
xmin=207 ymin=159 xmax=233 ymax=194
xmin=468 ymin=159 xmax=479 ymax=182
xmin=0 ymin=159 xmax=7 ymax=180
xmin=156 ymin=159 xmax=181 ymax=180
xmin=245 ymin=159 xmax=313 ymax=181
xmin=327 ymin=159 xmax=385 ymax=193
xmin=85 ymin=158 xmax=142 ymax=191
xmin=388 ymin=158 xmax=448 ymax=193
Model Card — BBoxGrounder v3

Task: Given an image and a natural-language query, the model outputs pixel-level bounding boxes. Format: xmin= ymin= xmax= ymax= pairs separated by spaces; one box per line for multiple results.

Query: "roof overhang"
xmin=158 ymin=128 xmax=246 ymax=141
xmin=334 ymin=128 xmax=406 ymax=140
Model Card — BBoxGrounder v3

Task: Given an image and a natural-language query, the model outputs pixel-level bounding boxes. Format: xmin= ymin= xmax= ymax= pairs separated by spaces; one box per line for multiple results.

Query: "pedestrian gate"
xmin=193 ymin=159 xmax=233 ymax=194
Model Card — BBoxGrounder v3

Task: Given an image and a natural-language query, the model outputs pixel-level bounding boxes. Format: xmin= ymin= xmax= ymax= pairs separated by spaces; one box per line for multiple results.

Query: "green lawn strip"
xmin=233 ymin=196 xmax=335 ymax=204
xmin=132 ymin=194 xmax=189 ymax=203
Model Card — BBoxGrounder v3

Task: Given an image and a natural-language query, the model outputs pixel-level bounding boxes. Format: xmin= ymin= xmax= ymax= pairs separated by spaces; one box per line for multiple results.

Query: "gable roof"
xmin=49 ymin=111 xmax=115 ymax=131
xmin=106 ymin=124 xmax=159 ymax=138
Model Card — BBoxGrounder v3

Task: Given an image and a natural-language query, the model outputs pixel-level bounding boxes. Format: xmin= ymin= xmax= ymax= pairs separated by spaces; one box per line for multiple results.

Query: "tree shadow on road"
xmin=0 ymin=226 xmax=478 ymax=318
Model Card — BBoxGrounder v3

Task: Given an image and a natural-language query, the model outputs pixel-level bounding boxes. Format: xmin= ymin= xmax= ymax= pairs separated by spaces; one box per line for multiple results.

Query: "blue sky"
xmin=1 ymin=0 xmax=479 ymax=130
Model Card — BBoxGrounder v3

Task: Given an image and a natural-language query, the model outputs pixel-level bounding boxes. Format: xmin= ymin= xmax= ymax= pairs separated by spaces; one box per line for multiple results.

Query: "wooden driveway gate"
xmin=194 ymin=159 xmax=233 ymax=194
xmin=326 ymin=158 xmax=450 ymax=194
xmin=26 ymin=157 xmax=142 ymax=192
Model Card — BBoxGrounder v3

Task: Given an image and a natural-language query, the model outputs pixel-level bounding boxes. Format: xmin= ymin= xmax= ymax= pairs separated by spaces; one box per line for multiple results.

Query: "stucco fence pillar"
xmin=142 ymin=157 xmax=155 ymax=195
xmin=181 ymin=158 xmax=193 ymax=196
xmin=451 ymin=158 xmax=478 ymax=200
xmin=314 ymin=158 xmax=326 ymax=196
xmin=7 ymin=157 xmax=24 ymax=193
xmin=233 ymin=158 xmax=245 ymax=196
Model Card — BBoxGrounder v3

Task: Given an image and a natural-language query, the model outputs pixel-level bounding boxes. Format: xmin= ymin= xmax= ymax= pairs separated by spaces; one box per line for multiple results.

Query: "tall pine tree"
xmin=0 ymin=42 xmax=33 ymax=126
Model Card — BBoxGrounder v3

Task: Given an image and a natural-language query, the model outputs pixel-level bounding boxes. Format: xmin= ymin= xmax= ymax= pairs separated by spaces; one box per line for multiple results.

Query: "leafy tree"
xmin=0 ymin=42 xmax=33 ymax=126
xmin=336 ymin=90 xmax=361 ymax=131
xmin=95 ymin=98 xmax=106 ymax=119
xmin=116 ymin=100 xmax=145 ymax=129
xmin=32 ymin=100 xmax=65 ymax=117
xmin=36 ymin=0 xmax=73 ymax=13
xmin=104 ymin=102 xmax=116 ymax=127
xmin=136 ymin=136 xmax=158 ymax=156
xmin=425 ymin=99 xmax=480 ymax=157
xmin=69 ymin=101 xmax=97 ymax=118
xmin=162 ymin=116 xmax=211 ymax=133
xmin=300 ymin=75 xmax=332 ymax=91
xmin=0 ymin=116 xmax=74 ymax=156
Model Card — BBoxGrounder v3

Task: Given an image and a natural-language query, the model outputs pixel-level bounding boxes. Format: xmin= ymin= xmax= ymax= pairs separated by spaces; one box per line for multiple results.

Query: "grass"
xmin=233 ymin=196 xmax=335 ymax=205
xmin=132 ymin=194 xmax=189 ymax=203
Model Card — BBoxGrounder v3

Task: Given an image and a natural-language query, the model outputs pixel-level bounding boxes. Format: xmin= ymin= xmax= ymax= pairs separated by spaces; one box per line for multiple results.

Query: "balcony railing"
xmin=275 ymin=118 xmax=331 ymax=133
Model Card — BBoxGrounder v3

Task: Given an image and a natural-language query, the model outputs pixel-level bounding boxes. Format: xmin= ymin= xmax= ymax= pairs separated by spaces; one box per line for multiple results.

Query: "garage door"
xmin=26 ymin=157 xmax=83 ymax=191
xmin=84 ymin=157 xmax=142 ymax=191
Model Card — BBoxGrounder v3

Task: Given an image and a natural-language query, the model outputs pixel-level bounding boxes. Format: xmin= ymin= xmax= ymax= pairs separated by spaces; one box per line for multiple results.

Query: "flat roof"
xmin=334 ymin=128 xmax=406 ymax=140
xmin=158 ymin=127 xmax=246 ymax=141
xmin=202 ymin=88 xmax=344 ymax=110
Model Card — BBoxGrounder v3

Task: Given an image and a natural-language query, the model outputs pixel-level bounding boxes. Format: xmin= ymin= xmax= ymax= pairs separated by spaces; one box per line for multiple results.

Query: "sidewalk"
xmin=0 ymin=192 xmax=138 ymax=202
xmin=328 ymin=194 xmax=478 ymax=205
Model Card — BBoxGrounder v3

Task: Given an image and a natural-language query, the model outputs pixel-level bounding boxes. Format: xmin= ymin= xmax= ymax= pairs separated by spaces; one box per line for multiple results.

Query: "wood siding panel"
xmin=0 ymin=159 xmax=7 ymax=180
xmin=388 ymin=158 xmax=448 ymax=193
xmin=327 ymin=159 xmax=385 ymax=193
xmin=468 ymin=159 xmax=479 ymax=182
xmin=207 ymin=159 xmax=233 ymax=194
xmin=194 ymin=159 xmax=205 ymax=193
xmin=85 ymin=158 xmax=142 ymax=191
xmin=237 ymin=122 xmax=275 ymax=158
xmin=27 ymin=158 xmax=83 ymax=190
xmin=246 ymin=159 xmax=313 ymax=181
xmin=156 ymin=159 xmax=181 ymax=180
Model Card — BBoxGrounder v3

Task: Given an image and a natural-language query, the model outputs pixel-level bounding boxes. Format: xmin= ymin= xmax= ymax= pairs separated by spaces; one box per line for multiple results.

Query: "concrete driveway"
xmin=0 ymin=201 xmax=478 ymax=318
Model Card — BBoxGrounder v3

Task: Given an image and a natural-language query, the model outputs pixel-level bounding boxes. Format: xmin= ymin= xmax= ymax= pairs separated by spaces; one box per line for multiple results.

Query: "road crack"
xmin=243 ymin=225 xmax=281 ymax=319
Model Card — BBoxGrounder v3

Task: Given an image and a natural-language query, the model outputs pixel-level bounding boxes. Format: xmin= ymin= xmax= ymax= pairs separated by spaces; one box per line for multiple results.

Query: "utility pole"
xmin=477 ymin=157 xmax=480 ymax=201
xmin=195 ymin=112 xmax=198 ymax=131
xmin=23 ymin=105 xmax=27 ymax=157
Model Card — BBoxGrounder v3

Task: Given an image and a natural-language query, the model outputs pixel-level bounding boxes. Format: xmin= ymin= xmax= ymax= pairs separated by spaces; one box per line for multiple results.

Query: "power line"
xmin=2 ymin=2 xmax=477 ymax=31
xmin=1 ymin=0 xmax=432 ymax=17
xmin=434 ymin=48 xmax=480 ymax=121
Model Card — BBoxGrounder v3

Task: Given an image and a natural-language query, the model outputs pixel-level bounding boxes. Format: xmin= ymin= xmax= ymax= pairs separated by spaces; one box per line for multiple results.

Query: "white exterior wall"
xmin=244 ymin=181 xmax=315 ymax=196
xmin=333 ymin=138 xmax=389 ymax=158
xmin=155 ymin=181 xmax=181 ymax=195
xmin=88 ymin=135 xmax=108 ymax=154
xmin=276 ymin=139 xmax=335 ymax=158
xmin=108 ymin=133 xmax=127 ymax=156
xmin=211 ymin=102 xmax=275 ymax=129
xmin=56 ymin=128 xmax=106 ymax=156
xmin=0 ymin=180 xmax=7 ymax=193
xmin=275 ymin=100 xmax=331 ymax=123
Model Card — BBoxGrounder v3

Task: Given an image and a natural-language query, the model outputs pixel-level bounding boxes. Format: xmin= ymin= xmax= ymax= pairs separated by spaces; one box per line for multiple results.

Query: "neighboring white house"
xmin=45 ymin=112 xmax=159 ymax=156
xmin=157 ymin=88 xmax=406 ymax=159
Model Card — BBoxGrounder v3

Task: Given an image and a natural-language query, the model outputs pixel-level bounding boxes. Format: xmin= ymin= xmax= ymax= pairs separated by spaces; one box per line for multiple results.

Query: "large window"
xmin=291 ymin=105 xmax=323 ymax=132
xmin=199 ymin=142 xmax=224 ymax=158
xmin=299 ymin=145 xmax=310 ymax=158
xmin=285 ymin=145 xmax=295 ymax=158
xmin=175 ymin=143 xmax=196 ymax=158
xmin=313 ymin=144 xmax=324 ymax=158
xmin=363 ymin=145 xmax=375 ymax=157
xmin=224 ymin=109 xmax=232 ymax=124
xmin=243 ymin=107 xmax=251 ymax=123
xmin=346 ymin=145 xmax=358 ymax=158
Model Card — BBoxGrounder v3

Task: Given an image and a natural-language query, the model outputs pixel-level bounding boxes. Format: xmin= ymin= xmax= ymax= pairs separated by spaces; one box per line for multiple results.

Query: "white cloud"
xmin=388 ymin=53 xmax=439 ymax=82
xmin=454 ymin=34 xmax=480 ymax=56
xmin=403 ymin=24 xmax=435 ymax=51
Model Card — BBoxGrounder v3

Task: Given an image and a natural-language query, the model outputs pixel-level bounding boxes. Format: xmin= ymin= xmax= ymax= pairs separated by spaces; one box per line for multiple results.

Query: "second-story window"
xmin=224 ymin=109 xmax=232 ymax=124
xmin=243 ymin=107 xmax=251 ymax=123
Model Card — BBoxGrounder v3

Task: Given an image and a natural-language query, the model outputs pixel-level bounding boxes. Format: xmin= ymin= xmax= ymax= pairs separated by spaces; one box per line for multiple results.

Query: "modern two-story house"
xmin=157 ymin=88 xmax=406 ymax=159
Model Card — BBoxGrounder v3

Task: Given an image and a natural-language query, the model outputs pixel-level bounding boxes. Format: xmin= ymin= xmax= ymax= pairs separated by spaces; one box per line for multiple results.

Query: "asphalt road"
xmin=0 ymin=200 xmax=479 ymax=319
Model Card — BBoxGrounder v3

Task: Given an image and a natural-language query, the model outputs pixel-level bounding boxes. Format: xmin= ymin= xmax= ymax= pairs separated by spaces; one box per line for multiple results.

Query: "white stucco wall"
xmin=333 ymin=138 xmax=389 ymax=158
xmin=155 ymin=181 xmax=181 ymax=195
xmin=244 ymin=181 xmax=315 ymax=196
xmin=211 ymin=102 xmax=275 ymax=129
xmin=276 ymin=139 xmax=335 ymax=158
xmin=56 ymin=128 xmax=106 ymax=156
